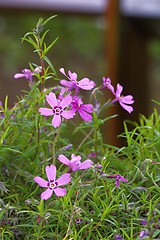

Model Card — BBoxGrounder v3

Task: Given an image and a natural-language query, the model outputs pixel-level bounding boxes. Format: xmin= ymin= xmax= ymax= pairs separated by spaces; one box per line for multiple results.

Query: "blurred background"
xmin=1 ymin=0 xmax=160 ymax=145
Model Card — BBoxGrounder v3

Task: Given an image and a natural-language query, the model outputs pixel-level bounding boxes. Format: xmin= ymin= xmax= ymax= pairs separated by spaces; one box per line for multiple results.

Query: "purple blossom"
xmin=75 ymin=218 xmax=83 ymax=224
xmin=94 ymin=164 xmax=102 ymax=169
xmin=103 ymin=77 xmax=134 ymax=113
xmin=115 ymin=235 xmax=122 ymax=240
xmin=71 ymin=96 xmax=94 ymax=122
xmin=139 ymin=230 xmax=148 ymax=238
xmin=107 ymin=174 xmax=128 ymax=187
xmin=14 ymin=67 xmax=41 ymax=82
xmin=140 ymin=220 xmax=148 ymax=226
xmin=58 ymin=154 xmax=93 ymax=172
xmin=39 ymin=92 xmax=75 ymax=128
xmin=87 ymin=152 xmax=97 ymax=159
xmin=59 ymin=68 xmax=95 ymax=94
xmin=34 ymin=164 xmax=71 ymax=200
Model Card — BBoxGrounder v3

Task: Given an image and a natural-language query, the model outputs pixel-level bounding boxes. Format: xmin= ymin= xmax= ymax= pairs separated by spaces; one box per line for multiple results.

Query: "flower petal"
xmin=119 ymin=176 xmax=128 ymax=183
xmin=61 ymin=110 xmax=75 ymax=119
xmin=34 ymin=176 xmax=48 ymax=187
xmin=59 ymin=94 xmax=72 ymax=109
xmin=52 ymin=115 xmax=61 ymax=128
xmin=14 ymin=73 xmax=25 ymax=79
xmin=59 ymin=68 xmax=68 ymax=78
xmin=56 ymin=173 xmax=71 ymax=186
xmin=68 ymin=70 xmax=77 ymax=81
xmin=121 ymin=95 xmax=134 ymax=104
xmin=119 ymin=102 xmax=133 ymax=113
xmin=78 ymin=78 xmax=95 ymax=90
xmin=60 ymin=80 xmax=73 ymax=88
xmin=70 ymin=162 xmax=80 ymax=171
xmin=80 ymin=104 xmax=94 ymax=113
xmin=54 ymin=187 xmax=66 ymax=196
xmin=115 ymin=84 xmax=123 ymax=97
xmin=58 ymin=154 xmax=70 ymax=166
xmin=116 ymin=180 xmax=120 ymax=187
xmin=78 ymin=109 xmax=92 ymax=122
xmin=39 ymin=108 xmax=53 ymax=116
xmin=45 ymin=165 xmax=56 ymax=181
xmin=104 ymin=78 xmax=115 ymax=94
xmin=46 ymin=92 xmax=57 ymax=108
xmin=79 ymin=159 xmax=93 ymax=170
xmin=41 ymin=188 xmax=53 ymax=200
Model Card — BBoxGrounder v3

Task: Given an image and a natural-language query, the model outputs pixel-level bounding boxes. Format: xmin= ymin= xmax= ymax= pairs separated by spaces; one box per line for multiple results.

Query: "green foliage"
xmin=0 ymin=16 xmax=160 ymax=240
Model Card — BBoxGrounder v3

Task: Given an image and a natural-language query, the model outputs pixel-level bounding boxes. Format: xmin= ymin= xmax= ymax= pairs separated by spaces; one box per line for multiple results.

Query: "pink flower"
xmin=71 ymin=96 xmax=94 ymax=122
xmin=139 ymin=230 xmax=148 ymax=238
xmin=34 ymin=165 xmax=71 ymax=200
xmin=39 ymin=92 xmax=75 ymax=128
xmin=58 ymin=154 xmax=93 ymax=172
xmin=115 ymin=235 xmax=122 ymax=240
xmin=14 ymin=67 xmax=41 ymax=82
xmin=103 ymin=77 xmax=134 ymax=113
xmin=59 ymin=68 xmax=95 ymax=94
xmin=107 ymin=174 xmax=128 ymax=187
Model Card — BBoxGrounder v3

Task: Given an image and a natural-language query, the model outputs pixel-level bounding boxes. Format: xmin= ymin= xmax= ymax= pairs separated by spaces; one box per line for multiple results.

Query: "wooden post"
xmin=104 ymin=0 xmax=121 ymax=146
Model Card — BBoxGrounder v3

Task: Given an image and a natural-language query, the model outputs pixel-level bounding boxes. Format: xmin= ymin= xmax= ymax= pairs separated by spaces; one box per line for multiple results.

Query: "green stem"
xmin=52 ymin=126 xmax=61 ymax=165
xmin=76 ymin=128 xmax=93 ymax=152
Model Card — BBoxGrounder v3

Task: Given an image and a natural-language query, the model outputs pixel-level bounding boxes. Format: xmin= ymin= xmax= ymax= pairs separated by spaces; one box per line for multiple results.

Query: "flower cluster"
xmin=13 ymin=66 xmax=133 ymax=200
xmin=37 ymin=69 xmax=134 ymax=128
xmin=34 ymin=153 xmax=93 ymax=199
xmin=38 ymin=68 xmax=95 ymax=127
xmin=103 ymin=77 xmax=134 ymax=113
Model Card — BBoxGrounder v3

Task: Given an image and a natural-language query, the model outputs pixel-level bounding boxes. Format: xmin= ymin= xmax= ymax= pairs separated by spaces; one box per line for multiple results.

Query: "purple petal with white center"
xmin=115 ymin=84 xmax=123 ymax=97
xmin=78 ymin=78 xmax=95 ymax=90
xmin=61 ymin=110 xmax=75 ymax=119
xmin=79 ymin=159 xmax=93 ymax=170
xmin=46 ymin=92 xmax=57 ymax=108
xmin=59 ymin=94 xmax=72 ymax=109
xmin=78 ymin=109 xmax=92 ymax=121
xmin=46 ymin=165 xmax=56 ymax=182
xmin=54 ymin=187 xmax=66 ymax=196
xmin=41 ymin=188 xmax=53 ymax=200
xmin=52 ymin=114 xmax=61 ymax=128
xmin=39 ymin=108 xmax=53 ymax=116
xmin=34 ymin=176 xmax=48 ymax=187
xmin=56 ymin=173 xmax=71 ymax=186
xmin=58 ymin=155 xmax=70 ymax=166
xmin=119 ymin=102 xmax=133 ymax=113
